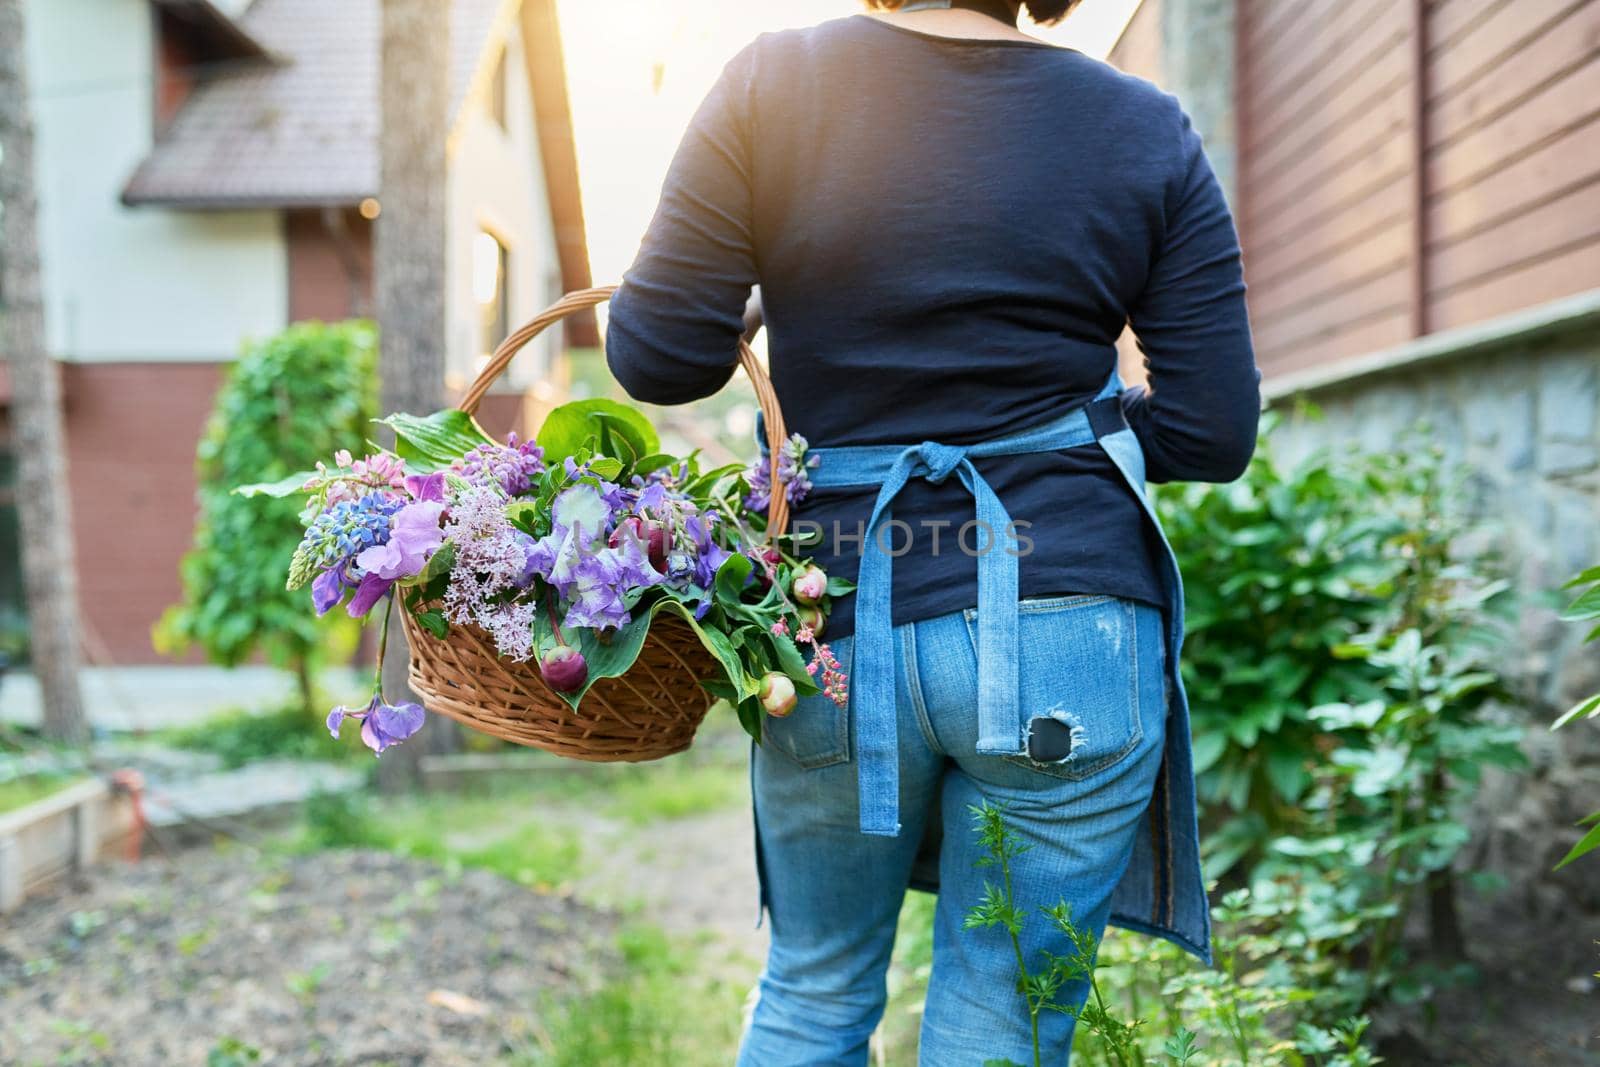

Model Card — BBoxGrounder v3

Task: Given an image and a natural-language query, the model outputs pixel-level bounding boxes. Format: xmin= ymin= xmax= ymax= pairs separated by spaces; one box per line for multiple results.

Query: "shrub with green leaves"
xmin=1554 ymin=563 xmax=1600 ymax=869
xmin=1156 ymin=420 xmax=1397 ymax=870
xmin=155 ymin=321 xmax=377 ymax=710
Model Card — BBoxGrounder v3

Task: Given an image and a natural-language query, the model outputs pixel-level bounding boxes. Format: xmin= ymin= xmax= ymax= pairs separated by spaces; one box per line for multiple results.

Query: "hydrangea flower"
xmin=288 ymin=492 xmax=403 ymax=592
xmin=454 ymin=433 xmax=546 ymax=496
xmin=744 ymin=433 xmax=819 ymax=512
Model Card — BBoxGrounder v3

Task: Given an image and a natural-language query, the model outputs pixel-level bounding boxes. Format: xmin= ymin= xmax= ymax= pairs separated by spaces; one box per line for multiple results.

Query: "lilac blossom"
xmin=454 ymin=433 xmax=546 ymax=496
xmin=743 ymin=433 xmax=819 ymax=512
xmin=440 ymin=484 xmax=541 ymax=659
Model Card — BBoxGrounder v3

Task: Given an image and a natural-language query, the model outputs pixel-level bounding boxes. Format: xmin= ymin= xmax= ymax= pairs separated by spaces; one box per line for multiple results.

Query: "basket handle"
xmin=457 ymin=284 xmax=791 ymax=536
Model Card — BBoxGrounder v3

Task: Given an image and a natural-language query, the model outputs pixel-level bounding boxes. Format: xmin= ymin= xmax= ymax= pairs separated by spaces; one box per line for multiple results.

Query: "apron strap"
xmin=796 ymin=371 xmax=1127 ymax=836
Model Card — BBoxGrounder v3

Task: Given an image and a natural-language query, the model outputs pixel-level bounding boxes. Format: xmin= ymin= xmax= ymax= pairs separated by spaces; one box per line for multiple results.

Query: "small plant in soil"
xmin=963 ymin=800 xmax=1200 ymax=1067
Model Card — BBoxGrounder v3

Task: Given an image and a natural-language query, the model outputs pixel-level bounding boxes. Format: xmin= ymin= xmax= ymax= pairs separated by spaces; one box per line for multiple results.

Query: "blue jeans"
xmin=739 ymin=594 xmax=1170 ymax=1066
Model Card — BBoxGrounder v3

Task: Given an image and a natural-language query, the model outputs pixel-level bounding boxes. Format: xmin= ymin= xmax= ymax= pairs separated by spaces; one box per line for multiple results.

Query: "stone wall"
xmin=1272 ymin=322 xmax=1600 ymax=913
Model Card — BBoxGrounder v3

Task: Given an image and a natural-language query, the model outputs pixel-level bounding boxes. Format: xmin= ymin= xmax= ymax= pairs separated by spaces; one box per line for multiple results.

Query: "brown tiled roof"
xmin=123 ymin=0 xmax=509 ymax=209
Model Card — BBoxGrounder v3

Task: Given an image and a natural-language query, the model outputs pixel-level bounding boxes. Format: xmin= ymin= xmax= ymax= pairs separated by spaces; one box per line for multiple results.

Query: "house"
xmin=1 ymin=0 xmax=593 ymax=687
xmin=1110 ymin=0 xmax=1599 ymax=910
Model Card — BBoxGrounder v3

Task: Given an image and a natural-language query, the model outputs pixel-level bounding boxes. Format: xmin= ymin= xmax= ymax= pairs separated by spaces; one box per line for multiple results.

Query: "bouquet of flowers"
xmin=246 ymin=399 xmax=851 ymax=756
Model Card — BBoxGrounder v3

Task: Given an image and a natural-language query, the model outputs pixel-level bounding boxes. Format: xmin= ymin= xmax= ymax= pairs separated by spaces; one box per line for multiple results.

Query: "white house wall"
xmin=446 ymin=19 xmax=564 ymax=394
xmin=24 ymin=0 xmax=287 ymax=363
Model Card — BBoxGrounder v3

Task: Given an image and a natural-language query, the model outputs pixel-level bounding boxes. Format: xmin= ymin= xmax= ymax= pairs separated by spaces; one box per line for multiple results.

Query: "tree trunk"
xmin=0 ymin=0 xmax=89 ymax=746
xmin=375 ymin=0 xmax=459 ymax=792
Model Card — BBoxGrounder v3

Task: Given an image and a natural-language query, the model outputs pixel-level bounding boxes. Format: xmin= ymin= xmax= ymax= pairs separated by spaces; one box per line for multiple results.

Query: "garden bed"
xmin=0 ymin=776 xmax=137 ymax=913
xmin=0 ymin=848 xmax=614 ymax=1066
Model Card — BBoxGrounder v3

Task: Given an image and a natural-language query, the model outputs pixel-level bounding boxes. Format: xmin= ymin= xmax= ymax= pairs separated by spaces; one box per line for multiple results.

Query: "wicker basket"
xmin=399 ymin=285 xmax=791 ymax=762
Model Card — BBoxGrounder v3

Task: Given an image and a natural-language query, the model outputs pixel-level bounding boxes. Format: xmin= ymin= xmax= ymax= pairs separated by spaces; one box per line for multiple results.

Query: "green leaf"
xmin=1553 ymin=692 xmax=1600 ymax=730
xmin=713 ymin=552 xmax=754 ymax=608
xmin=587 ymin=456 xmax=624 ymax=480
xmin=659 ymin=599 xmax=760 ymax=701
xmin=414 ymin=611 xmax=449 ymax=639
xmin=735 ymin=694 xmax=764 ymax=743
xmin=1561 ymin=566 xmax=1600 ymax=588
xmin=631 ymin=452 xmax=680 ymax=478
xmin=824 ymin=576 xmax=857 ymax=597
xmin=1554 ymin=818 xmax=1600 ymax=870
xmin=538 ymin=399 xmax=659 ymax=467
xmin=415 ymin=542 xmax=455 ymax=586
xmin=1560 ymin=583 xmax=1600 ymax=622
xmin=233 ymin=470 xmax=318 ymax=498
xmin=380 ymin=409 xmax=493 ymax=470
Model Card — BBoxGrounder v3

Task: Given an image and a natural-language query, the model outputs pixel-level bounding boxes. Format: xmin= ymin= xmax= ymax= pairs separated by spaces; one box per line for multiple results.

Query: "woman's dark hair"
xmin=862 ymin=0 xmax=1082 ymax=27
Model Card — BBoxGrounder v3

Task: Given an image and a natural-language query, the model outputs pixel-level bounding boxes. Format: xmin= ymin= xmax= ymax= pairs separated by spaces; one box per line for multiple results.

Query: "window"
xmin=488 ymin=46 xmax=508 ymax=131
xmin=473 ymin=229 xmax=510 ymax=360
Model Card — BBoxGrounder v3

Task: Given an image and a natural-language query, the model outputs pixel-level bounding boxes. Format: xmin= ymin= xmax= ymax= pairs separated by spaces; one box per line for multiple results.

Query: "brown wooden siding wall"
xmin=1236 ymin=0 xmax=1419 ymax=377
xmin=1422 ymin=0 xmax=1600 ymax=331
xmin=62 ymin=363 xmax=224 ymax=665
xmin=1237 ymin=0 xmax=1600 ymax=376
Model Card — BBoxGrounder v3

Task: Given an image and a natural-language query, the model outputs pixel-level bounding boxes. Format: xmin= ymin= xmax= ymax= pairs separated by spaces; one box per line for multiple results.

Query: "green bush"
xmin=1554 ymin=563 xmax=1600 ymax=869
xmin=1139 ymin=428 xmax=1523 ymax=1050
xmin=1157 ymin=419 xmax=1398 ymax=871
xmin=155 ymin=321 xmax=377 ymax=711
xmin=167 ymin=703 xmax=366 ymax=769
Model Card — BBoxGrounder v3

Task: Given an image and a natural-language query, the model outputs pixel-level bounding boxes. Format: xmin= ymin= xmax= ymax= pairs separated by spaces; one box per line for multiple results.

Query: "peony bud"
xmin=759 ymin=671 xmax=797 ymax=717
xmin=751 ymin=546 xmax=782 ymax=591
xmin=791 ymin=565 xmax=827 ymax=605
xmin=608 ymin=516 xmax=644 ymax=549
xmin=644 ymin=522 xmax=669 ymax=572
xmin=540 ymin=645 xmax=588 ymax=693
xmin=799 ymin=605 xmax=826 ymax=638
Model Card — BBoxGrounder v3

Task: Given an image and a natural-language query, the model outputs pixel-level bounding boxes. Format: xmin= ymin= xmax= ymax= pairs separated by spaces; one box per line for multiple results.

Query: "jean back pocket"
xmin=962 ymin=595 xmax=1153 ymax=781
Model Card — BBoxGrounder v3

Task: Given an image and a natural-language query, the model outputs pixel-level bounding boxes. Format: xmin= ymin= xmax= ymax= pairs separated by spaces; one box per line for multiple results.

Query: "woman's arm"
xmin=1122 ymin=100 xmax=1262 ymax=484
xmin=606 ymin=42 xmax=760 ymax=406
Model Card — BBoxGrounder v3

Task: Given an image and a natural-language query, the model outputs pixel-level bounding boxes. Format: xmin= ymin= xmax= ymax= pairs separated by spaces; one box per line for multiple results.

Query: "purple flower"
xmin=524 ymin=484 xmax=664 ymax=632
xmin=311 ymin=568 xmax=347 ymax=616
xmin=346 ymin=572 xmax=393 ymax=618
xmin=326 ymin=693 xmax=426 ymax=755
xmin=454 ymin=434 xmax=546 ymax=496
xmin=744 ymin=433 xmax=819 ymax=512
xmin=405 ymin=472 xmax=446 ymax=502
xmin=636 ymin=481 xmax=669 ymax=514
xmin=356 ymin=500 xmax=445 ymax=581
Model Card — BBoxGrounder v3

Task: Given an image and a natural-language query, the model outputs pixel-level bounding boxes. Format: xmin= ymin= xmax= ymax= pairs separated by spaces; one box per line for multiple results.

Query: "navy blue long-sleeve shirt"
xmin=606 ymin=14 xmax=1261 ymax=639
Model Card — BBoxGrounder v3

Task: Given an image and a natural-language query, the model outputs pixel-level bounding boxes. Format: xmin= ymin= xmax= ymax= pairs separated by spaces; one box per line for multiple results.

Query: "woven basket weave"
xmin=399 ymin=285 xmax=790 ymax=762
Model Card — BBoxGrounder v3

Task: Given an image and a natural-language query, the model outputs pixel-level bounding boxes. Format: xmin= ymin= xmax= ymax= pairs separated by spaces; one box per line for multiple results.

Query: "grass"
xmin=509 ymin=924 xmax=747 ymax=1066
xmin=0 ymin=774 xmax=89 ymax=815
xmin=287 ymin=715 xmax=748 ymax=893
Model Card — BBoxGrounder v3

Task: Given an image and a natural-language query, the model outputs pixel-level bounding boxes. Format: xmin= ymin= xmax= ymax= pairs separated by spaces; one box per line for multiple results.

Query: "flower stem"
xmin=543 ymin=588 xmax=568 ymax=648
xmin=372 ymin=592 xmax=393 ymax=696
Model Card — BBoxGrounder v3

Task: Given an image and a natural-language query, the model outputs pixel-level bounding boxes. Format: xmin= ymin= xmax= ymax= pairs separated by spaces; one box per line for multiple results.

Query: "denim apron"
xmin=752 ymin=372 xmax=1213 ymax=965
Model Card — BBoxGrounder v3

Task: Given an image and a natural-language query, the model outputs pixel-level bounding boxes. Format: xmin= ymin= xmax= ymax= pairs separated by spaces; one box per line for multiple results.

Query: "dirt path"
xmin=572 ymin=802 xmax=769 ymax=982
